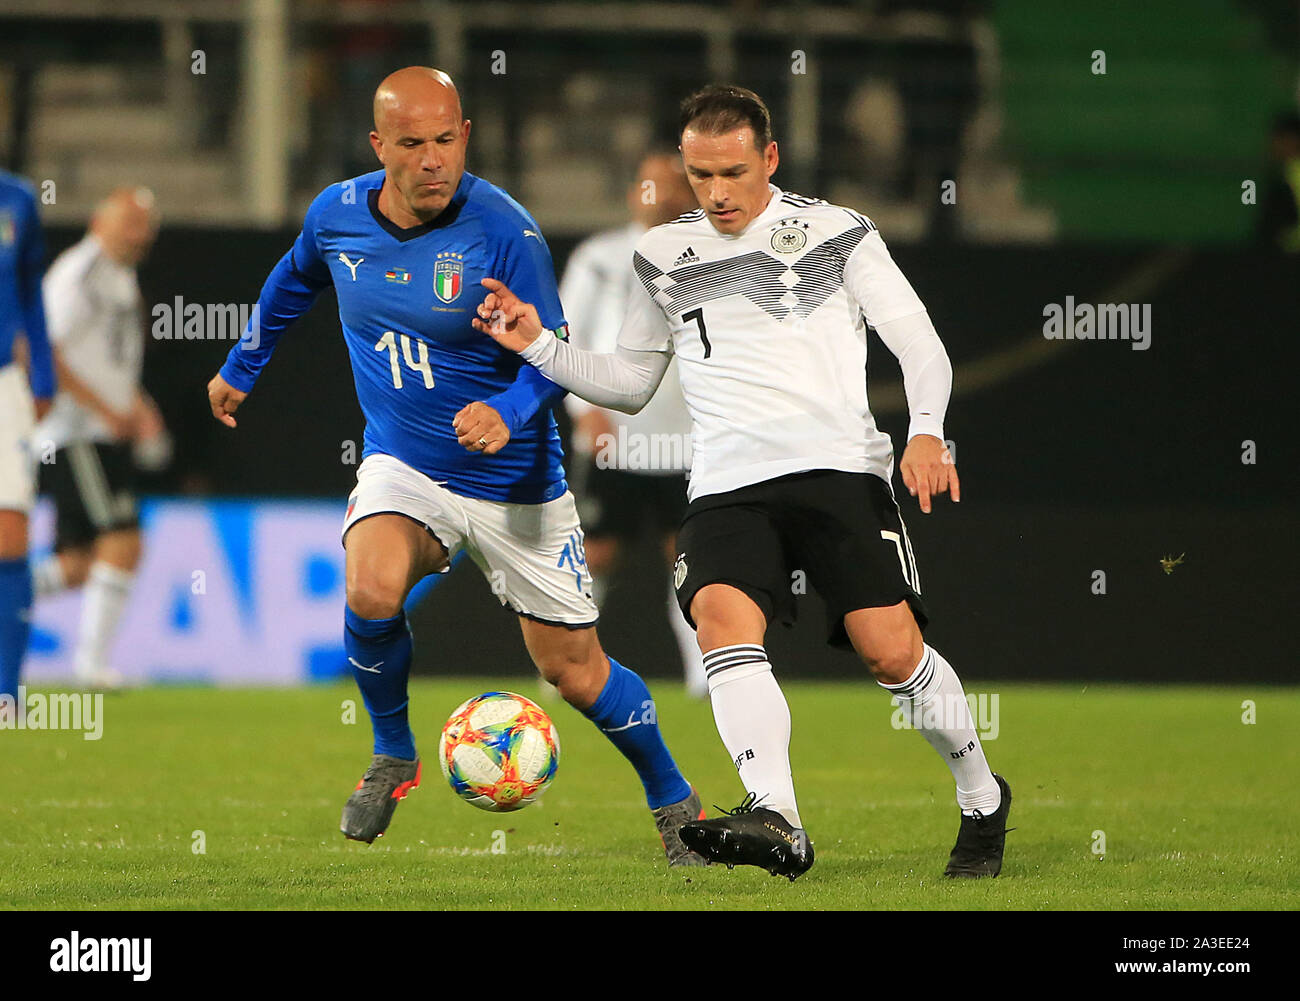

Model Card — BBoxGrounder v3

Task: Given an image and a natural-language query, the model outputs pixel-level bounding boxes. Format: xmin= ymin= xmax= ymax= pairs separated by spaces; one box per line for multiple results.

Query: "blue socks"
xmin=0 ymin=557 xmax=32 ymax=699
xmin=344 ymin=606 xmax=416 ymax=760
xmin=584 ymin=656 xmax=691 ymax=809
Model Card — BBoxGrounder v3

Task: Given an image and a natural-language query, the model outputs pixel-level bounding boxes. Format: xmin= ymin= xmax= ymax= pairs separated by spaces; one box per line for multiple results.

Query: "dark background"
xmin=42 ymin=221 xmax=1298 ymax=684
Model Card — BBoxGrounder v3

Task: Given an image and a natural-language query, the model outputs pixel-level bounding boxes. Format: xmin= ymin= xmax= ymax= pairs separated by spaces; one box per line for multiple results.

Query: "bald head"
xmin=369 ymin=67 xmax=471 ymax=225
xmin=91 ymin=187 xmax=159 ymax=267
xmin=629 ymin=152 xmax=694 ymax=228
xmin=373 ymin=66 xmax=462 ymax=132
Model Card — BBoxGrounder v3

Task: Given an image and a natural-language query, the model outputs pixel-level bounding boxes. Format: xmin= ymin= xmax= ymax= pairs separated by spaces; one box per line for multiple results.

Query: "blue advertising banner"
xmin=26 ymin=498 xmax=351 ymax=685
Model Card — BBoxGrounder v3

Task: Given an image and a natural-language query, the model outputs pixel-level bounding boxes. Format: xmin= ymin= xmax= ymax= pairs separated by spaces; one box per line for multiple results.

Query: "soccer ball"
xmin=438 ymin=691 xmax=560 ymax=812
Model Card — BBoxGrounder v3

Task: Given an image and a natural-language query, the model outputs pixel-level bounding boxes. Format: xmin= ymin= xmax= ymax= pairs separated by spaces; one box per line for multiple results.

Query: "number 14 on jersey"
xmin=375 ymin=330 xmax=435 ymax=389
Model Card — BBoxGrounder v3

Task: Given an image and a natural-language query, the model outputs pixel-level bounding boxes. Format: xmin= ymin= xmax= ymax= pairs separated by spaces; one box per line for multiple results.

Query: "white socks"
xmin=74 ymin=562 xmax=134 ymax=680
xmin=880 ymin=644 xmax=1001 ymax=816
xmin=668 ymin=579 xmax=707 ymax=697
xmin=704 ymin=641 xmax=997 ymax=825
xmin=703 ymin=644 xmax=802 ymax=828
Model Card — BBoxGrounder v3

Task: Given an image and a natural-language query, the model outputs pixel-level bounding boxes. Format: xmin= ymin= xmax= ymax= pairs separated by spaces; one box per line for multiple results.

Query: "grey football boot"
xmin=341 ymin=754 xmax=422 ymax=843
xmin=653 ymin=786 xmax=710 ymax=867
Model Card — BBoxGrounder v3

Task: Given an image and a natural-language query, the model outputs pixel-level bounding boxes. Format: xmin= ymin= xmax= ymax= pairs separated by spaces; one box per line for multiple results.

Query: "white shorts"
xmin=0 ymin=363 xmax=36 ymax=513
xmin=342 ymin=452 xmax=598 ymax=628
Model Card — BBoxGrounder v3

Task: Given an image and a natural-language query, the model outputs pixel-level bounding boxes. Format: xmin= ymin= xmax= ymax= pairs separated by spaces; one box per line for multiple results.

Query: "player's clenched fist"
xmin=472 ymin=277 xmax=545 ymax=353
xmin=453 ymin=401 xmax=510 ymax=455
xmin=899 ymin=433 xmax=961 ymax=514
xmin=206 ymin=372 xmax=247 ymax=428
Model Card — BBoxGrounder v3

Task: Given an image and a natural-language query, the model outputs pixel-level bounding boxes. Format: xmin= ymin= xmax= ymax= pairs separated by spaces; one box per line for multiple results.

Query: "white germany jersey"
xmin=559 ymin=222 xmax=692 ymax=473
xmin=35 ymin=233 xmax=145 ymax=448
xmin=619 ymin=184 xmax=927 ymax=501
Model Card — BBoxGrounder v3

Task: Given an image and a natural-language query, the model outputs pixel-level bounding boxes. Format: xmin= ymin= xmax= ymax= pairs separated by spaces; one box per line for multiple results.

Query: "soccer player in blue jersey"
xmin=206 ymin=67 xmax=706 ymax=864
xmin=0 ymin=170 xmax=55 ymax=704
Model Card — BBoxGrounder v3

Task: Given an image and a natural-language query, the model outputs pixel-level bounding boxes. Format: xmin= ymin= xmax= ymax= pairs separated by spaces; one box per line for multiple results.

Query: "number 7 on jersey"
xmin=683 ymin=308 xmax=711 ymax=359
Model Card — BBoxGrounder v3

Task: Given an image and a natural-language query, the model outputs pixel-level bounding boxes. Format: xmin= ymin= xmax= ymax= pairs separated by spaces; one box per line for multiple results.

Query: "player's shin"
xmin=0 ymin=556 xmax=32 ymax=698
xmin=704 ymin=645 xmax=802 ymax=828
xmin=581 ymin=656 xmax=691 ymax=809
xmin=343 ymin=606 xmax=416 ymax=760
xmin=881 ymin=644 xmax=1000 ymax=816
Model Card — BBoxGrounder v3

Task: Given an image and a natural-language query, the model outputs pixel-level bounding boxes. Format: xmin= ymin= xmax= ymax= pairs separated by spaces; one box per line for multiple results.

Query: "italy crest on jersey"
xmin=434 ymin=251 xmax=464 ymax=303
xmin=0 ymin=212 xmax=14 ymax=247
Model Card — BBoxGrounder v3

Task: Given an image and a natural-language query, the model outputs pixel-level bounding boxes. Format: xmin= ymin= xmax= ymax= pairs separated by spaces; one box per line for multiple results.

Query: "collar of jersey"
xmin=367 ymin=172 xmax=474 ymax=242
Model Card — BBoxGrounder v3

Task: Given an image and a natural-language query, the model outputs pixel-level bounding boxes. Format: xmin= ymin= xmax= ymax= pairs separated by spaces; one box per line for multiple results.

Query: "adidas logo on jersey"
xmin=672 ymin=246 xmax=700 ymax=267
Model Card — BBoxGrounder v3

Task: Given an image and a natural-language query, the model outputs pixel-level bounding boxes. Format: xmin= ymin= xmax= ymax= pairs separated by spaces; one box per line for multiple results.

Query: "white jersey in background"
xmin=35 ymin=233 xmax=144 ymax=449
xmin=560 ymin=222 xmax=692 ymax=473
xmin=522 ymin=184 xmax=952 ymax=503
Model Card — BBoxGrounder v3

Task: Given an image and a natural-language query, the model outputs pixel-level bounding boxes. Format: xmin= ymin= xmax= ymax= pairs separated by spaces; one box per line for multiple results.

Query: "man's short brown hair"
xmin=678 ymin=85 xmax=773 ymax=152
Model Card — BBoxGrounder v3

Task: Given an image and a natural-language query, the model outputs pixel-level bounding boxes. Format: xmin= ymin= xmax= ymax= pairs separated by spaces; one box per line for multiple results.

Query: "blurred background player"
xmin=30 ymin=187 xmax=164 ymax=689
xmin=0 ymin=168 xmax=54 ymax=703
xmin=560 ymin=151 xmax=707 ymax=697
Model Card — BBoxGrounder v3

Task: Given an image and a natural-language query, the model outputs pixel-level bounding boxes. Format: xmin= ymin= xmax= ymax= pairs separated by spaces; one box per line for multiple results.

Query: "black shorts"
xmin=673 ymin=469 xmax=927 ymax=649
xmin=39 ymin=441 xmax=140 ymax=551
xmin=577 ymin=464 xmax=688 ymax=541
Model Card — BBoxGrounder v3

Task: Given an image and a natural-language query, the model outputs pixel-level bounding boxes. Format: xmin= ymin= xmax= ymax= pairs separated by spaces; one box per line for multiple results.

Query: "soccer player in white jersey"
xmin=32 ymin=188 xmax=164 ymax=688
xmin=560 ymin=152 xmax=708 ymax=697
xmin=473 ymin=85 xmax=1012 ymax=880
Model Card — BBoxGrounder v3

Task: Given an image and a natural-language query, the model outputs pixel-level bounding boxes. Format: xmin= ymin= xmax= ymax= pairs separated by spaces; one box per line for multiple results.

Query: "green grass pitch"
xmin=3 ymin=680 xmax=1296 ymax=910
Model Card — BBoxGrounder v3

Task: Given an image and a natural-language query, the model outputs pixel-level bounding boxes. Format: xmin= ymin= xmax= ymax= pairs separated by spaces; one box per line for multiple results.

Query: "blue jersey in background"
xmin=0 ymin=170 xmax=53 ymax=398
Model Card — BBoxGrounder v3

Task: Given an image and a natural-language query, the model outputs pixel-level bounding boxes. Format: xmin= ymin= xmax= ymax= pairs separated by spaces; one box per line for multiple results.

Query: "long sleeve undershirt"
xmin=519 ymin=309 xmax=952 ymax=442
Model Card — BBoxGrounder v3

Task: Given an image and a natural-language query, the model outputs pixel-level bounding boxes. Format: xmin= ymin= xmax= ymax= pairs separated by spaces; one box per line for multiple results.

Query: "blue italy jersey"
xmin=220 ymin=169 xmax=569 ymax=504
xmin=0 ymin=170 xmax=53 ymax=397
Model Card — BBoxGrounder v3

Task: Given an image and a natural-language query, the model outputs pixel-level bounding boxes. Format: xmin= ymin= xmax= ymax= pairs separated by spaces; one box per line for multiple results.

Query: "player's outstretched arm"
xmin=842 ymin=220 xmax=960 ymax=513
xmin=875 ymin=311 xmax=959 ymax=513
xmin=473 ymin=278 xmax=669 ymax=414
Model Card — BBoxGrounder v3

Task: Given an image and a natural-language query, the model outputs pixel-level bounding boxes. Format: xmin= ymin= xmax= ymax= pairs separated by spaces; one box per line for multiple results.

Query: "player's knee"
xmin=60 ymin=548 xmax=94 ymax=588
xmin=861 ymin=644 xmax=922 ymax=686
xmin=346 ymin=573 xmax=406 ymax=620
xmin=95 ymin=529 xmax=142 ymax=570
xmin=533 ymin=638 xmax=606 ymax=708
xmin=691 ymin=584 xmax=765 ymax=649
xmin=535 ymin=654 xmax=579 ymax=694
